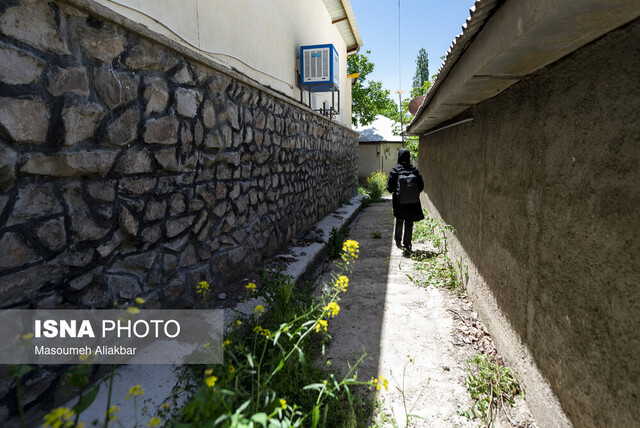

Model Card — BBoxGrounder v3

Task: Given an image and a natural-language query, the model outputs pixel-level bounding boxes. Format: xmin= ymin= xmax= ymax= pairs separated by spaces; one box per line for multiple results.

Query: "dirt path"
xmin=321 ymin=200 xmax=536 ymax=427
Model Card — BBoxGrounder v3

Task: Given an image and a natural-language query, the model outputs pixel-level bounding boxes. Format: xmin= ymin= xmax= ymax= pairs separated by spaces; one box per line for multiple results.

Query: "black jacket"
xmin=387 ymin=148 xmax=425 ymax=221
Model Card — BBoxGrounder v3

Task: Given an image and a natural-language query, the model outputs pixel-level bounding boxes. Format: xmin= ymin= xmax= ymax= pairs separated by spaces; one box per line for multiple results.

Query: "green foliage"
xmin=412 ymin=211 xmax=454 ymax=249
xmin=326 ymin=226 xmax=350 ymax=259
xmin=348 ymin=50 xmax=396 ymax=127
xmin=412 ymin=48 xmax=429 ymax=96
xmin=381 ymin=48 xmax=436 ymax=162
xmin=364 ymin=171 xmax=388 ymax=202
xmin=371 ymin=231 xmax=382 ymax=239
xmin=460 ymin=355 xmax=523 ymax=426
xmin=404 ymin=137 xmax=419 ymax=165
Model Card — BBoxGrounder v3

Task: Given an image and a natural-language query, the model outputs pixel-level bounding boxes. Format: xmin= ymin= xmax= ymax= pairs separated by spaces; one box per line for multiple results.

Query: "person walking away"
xmin=386 ymin=148 xmax=424 ymax=253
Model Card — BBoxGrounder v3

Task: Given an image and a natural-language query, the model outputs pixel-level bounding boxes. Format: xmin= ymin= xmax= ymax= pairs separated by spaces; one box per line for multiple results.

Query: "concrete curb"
xmin=283 ymin=193 xmax=365 ymax=282
xmin=226 ymin=193 xmax=365 ymax=318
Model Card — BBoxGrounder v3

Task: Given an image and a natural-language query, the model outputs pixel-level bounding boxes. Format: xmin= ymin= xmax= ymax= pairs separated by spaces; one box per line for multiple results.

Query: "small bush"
xmin=365 ymin=171 xmax=387 ymax=202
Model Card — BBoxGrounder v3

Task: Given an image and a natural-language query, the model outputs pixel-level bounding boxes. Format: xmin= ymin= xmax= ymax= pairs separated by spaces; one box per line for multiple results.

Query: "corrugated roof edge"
xmin=406 ymin=0 xmax=501 ymax=133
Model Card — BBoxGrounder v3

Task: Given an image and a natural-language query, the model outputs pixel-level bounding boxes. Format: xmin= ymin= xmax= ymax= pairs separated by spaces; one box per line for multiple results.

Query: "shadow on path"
xmin=323 ymin=200 xmax=476 ymax=427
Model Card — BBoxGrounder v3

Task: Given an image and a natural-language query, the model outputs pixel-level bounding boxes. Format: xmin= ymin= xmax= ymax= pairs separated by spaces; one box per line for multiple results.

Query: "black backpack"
xmin=396 ymin=170 xmax=421 ymax=204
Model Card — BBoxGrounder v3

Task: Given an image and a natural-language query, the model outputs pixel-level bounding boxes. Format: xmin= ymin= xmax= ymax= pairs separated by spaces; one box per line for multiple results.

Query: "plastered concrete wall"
xmin=357 ymin=142 xmax=403 ymax=181
xmin=418 ymin=20 xmax=639 ymax=427
xmin=92 ymin=0 xmax=352 ymax=123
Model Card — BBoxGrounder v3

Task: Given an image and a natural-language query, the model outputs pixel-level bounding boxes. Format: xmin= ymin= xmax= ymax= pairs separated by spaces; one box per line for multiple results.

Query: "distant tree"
xmin=411 ymin=48 xmax=430 ymax=98
xmin=383 ymin=49 xmax=434 ymax=162
xmin=348 ymin=50 xmax=396 ymax=128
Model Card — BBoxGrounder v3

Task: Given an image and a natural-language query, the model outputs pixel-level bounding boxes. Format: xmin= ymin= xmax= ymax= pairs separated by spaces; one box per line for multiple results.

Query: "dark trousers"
xmin=395 ymin=219 xmax=413 ymax=249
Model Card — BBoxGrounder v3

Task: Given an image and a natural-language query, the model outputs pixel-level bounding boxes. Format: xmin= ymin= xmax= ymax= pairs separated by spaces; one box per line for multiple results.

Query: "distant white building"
xmin=356 ymin=115 xmax=403 ymax=180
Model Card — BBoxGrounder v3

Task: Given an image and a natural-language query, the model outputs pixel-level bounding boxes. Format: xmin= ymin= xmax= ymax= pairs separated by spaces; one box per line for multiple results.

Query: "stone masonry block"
xmin=175 ymin=87 xmax=203 ymax=118
xmin=0 ymin=46 xmax=45 ymax=85
xmin=0 ymin=231 xmax=39 ymax=270
xmin=21 ymin=151 xmax=117 ymax=177
xmin=0 ymin=0 xmax=69 ymax=54
xmin=0 ymin=97 xmax=49 ymax=143
xmin=77 ymin=20 xmax=125 ymax=62
xmin=94 ymin=68 xmax=139 ymax=109
xmin=104 ymin=108 xmax=139 ymax=147
xmin=62 ymin=103 xmax=105 ymax=145
xmin=144 ymin=116 xmax=179 ymax=145
xmin=46 ymin=66 xmax=90 ymax=97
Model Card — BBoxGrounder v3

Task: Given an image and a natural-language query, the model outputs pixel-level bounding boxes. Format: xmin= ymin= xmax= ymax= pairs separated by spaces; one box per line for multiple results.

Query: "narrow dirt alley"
xmin=321 ymin=199 xmax=536 ymax=427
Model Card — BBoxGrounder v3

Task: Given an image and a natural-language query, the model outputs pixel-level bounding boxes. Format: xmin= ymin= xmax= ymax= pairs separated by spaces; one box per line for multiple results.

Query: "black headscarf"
xmin=397 ymin=148 xmax=411 ymax=164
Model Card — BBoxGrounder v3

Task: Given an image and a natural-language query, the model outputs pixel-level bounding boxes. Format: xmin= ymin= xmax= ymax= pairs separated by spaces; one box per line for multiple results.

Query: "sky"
xmin=349 ymin=0 xmax=476 ymax=101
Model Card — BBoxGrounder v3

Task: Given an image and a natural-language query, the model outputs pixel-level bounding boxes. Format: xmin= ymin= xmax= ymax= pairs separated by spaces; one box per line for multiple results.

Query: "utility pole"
xmin=397 ymin=0 xmax=405 ymax=147
xmin=396 ymin=89 xmax=405 ymax=147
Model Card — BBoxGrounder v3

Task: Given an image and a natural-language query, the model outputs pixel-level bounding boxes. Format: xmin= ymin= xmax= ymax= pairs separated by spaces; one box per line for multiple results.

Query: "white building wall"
xmin=95 ymin=0 xmax=352 ymax=125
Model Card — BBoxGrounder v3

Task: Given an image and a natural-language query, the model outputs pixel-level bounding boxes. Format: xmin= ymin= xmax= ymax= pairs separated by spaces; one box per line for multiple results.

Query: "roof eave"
xmin=408 ymin=0 xmax=640 ymax=135
xmin=323 ymin=0 xmax=363 ymax=55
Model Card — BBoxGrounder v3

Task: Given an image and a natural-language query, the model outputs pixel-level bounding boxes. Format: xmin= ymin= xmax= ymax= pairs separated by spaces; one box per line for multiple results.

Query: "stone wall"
xmin=417 ymin=20 xmax=639 ymax=427
xmin=0 ymin=0 xmax=357 ymax=418
xmin=0 ymin=0 xmax=358 ymax=310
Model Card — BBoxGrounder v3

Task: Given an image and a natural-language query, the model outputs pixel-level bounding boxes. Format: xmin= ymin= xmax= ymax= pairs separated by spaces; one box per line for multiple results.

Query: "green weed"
xmin=371 ymin=230 xmax=382 ymax=239
xmin=408 ymin=210 xmax=467 ymax=296
xmin=460 ymin=354 xmax=523 ymax=426
xmin=326 ymin=226 xmax=350 ymax=259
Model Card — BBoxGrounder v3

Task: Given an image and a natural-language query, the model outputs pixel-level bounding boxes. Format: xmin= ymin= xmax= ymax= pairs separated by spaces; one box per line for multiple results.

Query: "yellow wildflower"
xmin=222 ymin=340 xmax=232 ymax=349
xmin=254 ymin=304 xmax=265 ymax=315
xmin=315 ymin=319 xmax=328 ymax=333
xmin=161 ymin=403 xmax=171 ymax=409
xmin=253 ymin=326 xmax=271 ymax=337
xmin=204 ymin=369 xmax=213 ymax=376
xmin=228 ymin=364 xmax=235 ymax=373
xmin=148 ymin=417 xmax=162 ymax=427
xmin=341 ymin=240 xmax=360 ymax=262
xmin=371 ymin=375 xmax=388 ymax=392
xmin=135 ymin=297 xmax=145 ymax=305
xmin=205 ymin=375 xmax=218 ymax=388
xmin=280 ymin=399 xmax=287 ymax=410
xmin=322 ymin=301 xmax=340 ymax=317
xmin=197 ymin=281 xmax=210 ymax=294
xmin=43 ymin=407 xmax=75 ymax=428
xmin=104 ymin=406 xmax=119 ymax=422
xmin=245 ymin=282 xmax=257 ymax=292
xmin=127 ymin=307 xmax=140 ymax=315
xmin=379 ymin=375 xmax=389 ymax=391
xmin=236 ymin=320 xmax=242 ymax=326
xmin=22 ymin=332 xmax=34 ymax=340
xmin=334 ymin=275 xmax=349 ymax=292
xmin=126 ymin=385 xmax=144 ymax=400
